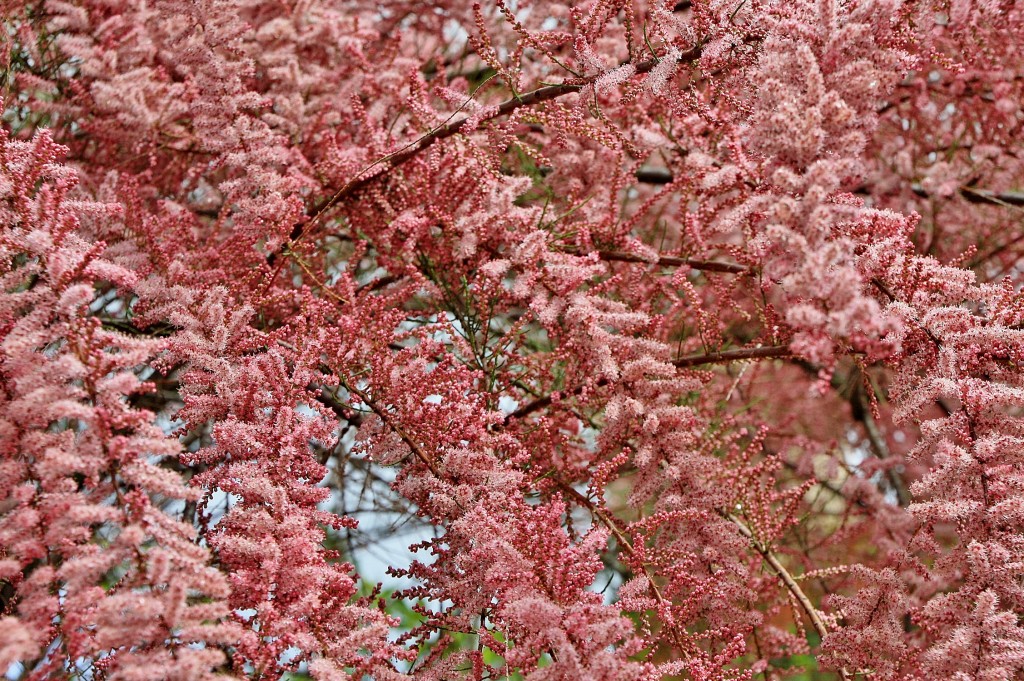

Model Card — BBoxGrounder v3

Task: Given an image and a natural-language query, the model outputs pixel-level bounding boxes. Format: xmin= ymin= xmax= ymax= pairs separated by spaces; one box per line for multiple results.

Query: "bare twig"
xmin=636 ymin=166 xmax=1024 ymax=211
xmin=912 ymin=183 xmax=1024 ymax=207
xmin=553 ymin=478 xmax=691 ymax=654
xmin=504 ymin=345 xmax=790 ymax=424
xmin=634 ymin=166 xmax=675 ymax=185
xmin=341 ymin=380 xmax=444 ymax=478
xmin=271 ymin=47 xmax=703 ymax=265
xmin=672 ymin=345 xmax=791 ymax=368
xmin=725 ymin=512 xmax=853 ymax=681
xmin=597 ymin=249 xmax=750 ymax=274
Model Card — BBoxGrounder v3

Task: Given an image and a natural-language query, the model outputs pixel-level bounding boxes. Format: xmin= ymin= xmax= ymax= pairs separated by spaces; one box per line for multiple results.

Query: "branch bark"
xmin=504 ymin=346 xmax=790 ymax=425
xmin=636 ymin=166 xmax=1024 ymax=211
xmin=672 ymin=345 xmax=791 ymax=368
xmin=725 ymin=512 xmax=853 ymax=681
xmin=340 ymin=380 xmax=444 ymax=479
xmin=272 ymin=47 xmax=703 ymax=264
xmin=597 ymin=249 xmax=750 ymax=274
xmin=912 ymin=183 xmax=1024 ymax=207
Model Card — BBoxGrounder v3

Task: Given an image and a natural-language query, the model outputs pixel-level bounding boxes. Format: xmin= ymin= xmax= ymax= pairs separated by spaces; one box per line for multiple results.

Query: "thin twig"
xmin=504 ymin=345 xmax=790 ymax=424
xmin=672 ymin=345 xmax=791 ymax=368
xmin=912 ymin=183 xmax=1024 ymax=207
xmin=634 ymin=166 xmax=675 ymax=184
xmin=271 ymin=47 xmax=703 ymax=264
xmin=597 ymin=249 xmax=750 ymax=274
xmin=637 ymin=166 xmax=1024 ymax=211
xmin=341 ymin=380 xmax=444 ymax=478
xmin=553 ymin=478 xmax=691 ymax=654
xmin=725 ymin=512 xmax=853 ymax=681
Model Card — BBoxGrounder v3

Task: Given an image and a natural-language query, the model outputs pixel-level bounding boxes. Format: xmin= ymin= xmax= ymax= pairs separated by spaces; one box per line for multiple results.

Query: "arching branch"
xmin=272 ymin=47 xmax=704 ymax=264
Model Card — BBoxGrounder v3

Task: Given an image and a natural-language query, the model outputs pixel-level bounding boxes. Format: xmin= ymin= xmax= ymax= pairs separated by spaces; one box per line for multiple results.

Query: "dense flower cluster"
xmin=1 ymin=0 xmax=1023 ymax=679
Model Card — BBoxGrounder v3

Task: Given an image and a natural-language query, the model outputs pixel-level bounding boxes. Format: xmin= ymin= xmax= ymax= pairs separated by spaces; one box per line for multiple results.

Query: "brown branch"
xmin=852 ymin=384 xmax=912 ymax=508
xmin=789 ymin=354 xmax=912 ymax=508
xmin=637 ymin=167 xmax=1024 ymax=211
xmin=672 ymin=345 xmax=791 ymax=368
xmin=504 ymin=378 xmax=610 ymax=424
xmin=271 ymin=47 xmax=703 ymax=264
xmin=957 ymin=186 xmax=1024 ymax=207
xmin=504 ymin=346 xmax=790 ymax=425
xmin=725 ymin=512 xmax=853 ymax=681
xmin=553 ymin=478 xmax=691 ymax=654
xmin=341 ymin=381 xmax=444 ymax=478
xmin=355 ymin=274 xmax=400 ymax=294
xmin=506 ymin=393 xmax=553 ymax=423
xmin=910 ymin=183 xmax=1024 ymax=207
xmin=556 ymin=480 xmax=638 ymax=560
xmin=597 ymin=249 xmax=749 ymax=274
xmin=634 ymin=166 xmax=675 ymax=185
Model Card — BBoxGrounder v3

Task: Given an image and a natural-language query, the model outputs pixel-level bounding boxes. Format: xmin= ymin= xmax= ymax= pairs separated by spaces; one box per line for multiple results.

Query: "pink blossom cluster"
xmin=1 ymin=0 xmax=1023 ymax=679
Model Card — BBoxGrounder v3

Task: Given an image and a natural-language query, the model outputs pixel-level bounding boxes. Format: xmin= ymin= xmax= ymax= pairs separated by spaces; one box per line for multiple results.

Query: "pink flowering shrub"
xmin=1 ymin=0 xmax=1023 ymax=679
